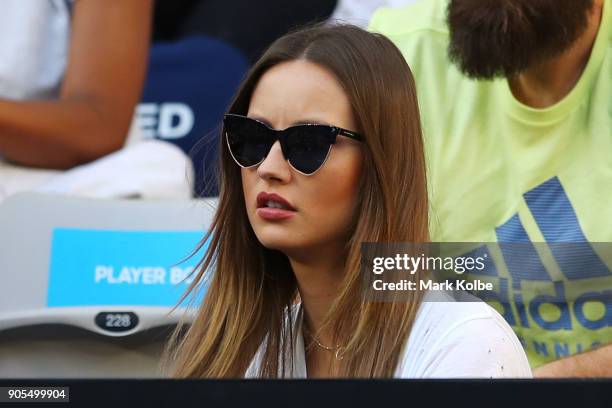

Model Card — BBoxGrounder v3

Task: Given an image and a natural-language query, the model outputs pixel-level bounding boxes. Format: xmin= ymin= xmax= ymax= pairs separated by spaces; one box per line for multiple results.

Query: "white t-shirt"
xmin=245 ymin=291 xmax=532 ymax=378
xmin=0 ymin=0 xmax=73 ymax=100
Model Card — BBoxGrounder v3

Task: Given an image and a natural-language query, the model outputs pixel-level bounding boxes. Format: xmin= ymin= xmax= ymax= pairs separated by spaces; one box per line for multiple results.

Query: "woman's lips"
xmin=256 ymin=192 xmax=297 ymax=221
xmin=256 ymin=207 xmax=296 ymax=220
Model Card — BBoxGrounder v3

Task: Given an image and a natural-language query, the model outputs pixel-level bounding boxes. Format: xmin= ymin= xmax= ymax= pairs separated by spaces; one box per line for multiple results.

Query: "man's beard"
xmin=447 ymin=0 xmax=594 ymax=80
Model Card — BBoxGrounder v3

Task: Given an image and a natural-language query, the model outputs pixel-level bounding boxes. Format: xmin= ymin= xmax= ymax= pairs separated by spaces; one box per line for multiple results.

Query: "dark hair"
xmin=447 ymin=0 xmax=594 ymax=79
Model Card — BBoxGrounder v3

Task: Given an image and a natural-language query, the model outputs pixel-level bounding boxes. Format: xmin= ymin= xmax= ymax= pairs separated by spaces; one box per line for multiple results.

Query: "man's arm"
xmin=0 ymin=0 xmax=152 ymax=169
xmin=534 ymin=344 xmax=612 ymax=378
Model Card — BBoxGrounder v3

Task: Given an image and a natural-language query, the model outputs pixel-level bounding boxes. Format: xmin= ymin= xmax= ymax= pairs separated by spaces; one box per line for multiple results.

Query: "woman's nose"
xmin=257 ymin=141 xmax=292 ymax=183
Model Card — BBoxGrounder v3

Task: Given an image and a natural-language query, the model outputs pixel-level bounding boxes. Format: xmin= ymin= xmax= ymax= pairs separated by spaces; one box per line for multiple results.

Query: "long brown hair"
xmin=167 ymin=23 xmax=429 ymax=378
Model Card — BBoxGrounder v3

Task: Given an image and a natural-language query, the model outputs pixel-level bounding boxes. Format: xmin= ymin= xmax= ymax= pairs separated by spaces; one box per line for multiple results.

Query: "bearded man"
xmin=370 ymin=0 xmax=611 ymax=377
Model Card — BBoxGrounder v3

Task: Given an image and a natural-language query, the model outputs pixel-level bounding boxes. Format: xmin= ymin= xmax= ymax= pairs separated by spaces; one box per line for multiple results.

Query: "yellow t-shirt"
xmin=371 ymin=0 xmax=612 ymax=367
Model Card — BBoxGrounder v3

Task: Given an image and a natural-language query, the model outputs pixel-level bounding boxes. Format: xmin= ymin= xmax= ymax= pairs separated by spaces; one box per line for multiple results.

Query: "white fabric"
xmin=0 ymin=139 xmax=193 ymax=202
xmin=0 ymin=0 xmax=72 ymax=100
xmin=0 ymin=0 xmax=194 ymax=201
xmin=245 ymin=291 xmax=532 ymax=378
xmin=331 ymin=0 xmax=418 ymax=27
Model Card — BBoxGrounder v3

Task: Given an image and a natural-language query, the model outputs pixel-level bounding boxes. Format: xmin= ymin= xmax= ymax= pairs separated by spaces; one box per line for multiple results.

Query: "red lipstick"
xmin=256 ymin=192 xmax=297 ymax=221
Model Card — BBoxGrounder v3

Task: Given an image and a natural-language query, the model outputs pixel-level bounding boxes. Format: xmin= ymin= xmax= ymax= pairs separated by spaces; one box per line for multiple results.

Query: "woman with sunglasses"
xmin=167 ymin=24 xmax=531 ymax=378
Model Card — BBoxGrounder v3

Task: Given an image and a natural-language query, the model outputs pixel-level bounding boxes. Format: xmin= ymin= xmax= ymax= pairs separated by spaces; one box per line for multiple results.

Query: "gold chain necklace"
xmin=302 ymin=324 xmax=346 ymax=360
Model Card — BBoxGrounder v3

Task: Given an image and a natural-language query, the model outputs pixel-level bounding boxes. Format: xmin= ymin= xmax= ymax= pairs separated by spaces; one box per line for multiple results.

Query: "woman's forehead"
xmin=247 ymin=60 xmax=355 ymax=131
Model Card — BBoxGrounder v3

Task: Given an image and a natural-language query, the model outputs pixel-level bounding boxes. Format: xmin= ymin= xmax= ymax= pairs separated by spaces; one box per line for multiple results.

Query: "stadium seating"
xmin=0 ymin=193 xmax=216 ymax=377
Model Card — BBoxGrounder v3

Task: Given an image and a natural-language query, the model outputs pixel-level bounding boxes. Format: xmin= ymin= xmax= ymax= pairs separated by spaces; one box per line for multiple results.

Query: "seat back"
xmin=0 ymin=193 xmax=216 ymax=377
xmin=136 ymin=35 xmax=249 ymax=196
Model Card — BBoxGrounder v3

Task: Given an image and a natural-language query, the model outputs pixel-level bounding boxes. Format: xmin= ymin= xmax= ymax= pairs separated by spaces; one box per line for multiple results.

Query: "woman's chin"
xmin=255 ymin=231 xmax=304 ymax=255
xmin=258 ymin=238 xmax=293 ymax=253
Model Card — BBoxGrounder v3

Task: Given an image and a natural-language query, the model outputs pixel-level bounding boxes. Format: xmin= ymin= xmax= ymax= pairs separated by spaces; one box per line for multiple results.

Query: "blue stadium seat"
xmin=136 ymin=35 xmax=250 ymax=197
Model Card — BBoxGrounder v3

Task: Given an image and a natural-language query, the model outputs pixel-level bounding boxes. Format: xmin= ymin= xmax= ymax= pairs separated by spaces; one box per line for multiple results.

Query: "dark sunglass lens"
xmin=225 ymin=117 xmax=273 ymax=167
xmin=285 ymin=126 xmax=335 ymax=174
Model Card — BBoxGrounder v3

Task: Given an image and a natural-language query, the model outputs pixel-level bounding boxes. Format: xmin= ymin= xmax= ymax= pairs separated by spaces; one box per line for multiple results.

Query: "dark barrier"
xmin=0 ymin=379 xmax=609 ymax=408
